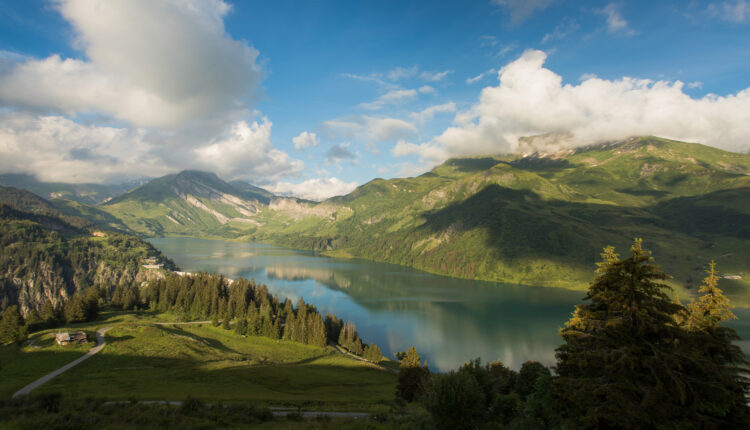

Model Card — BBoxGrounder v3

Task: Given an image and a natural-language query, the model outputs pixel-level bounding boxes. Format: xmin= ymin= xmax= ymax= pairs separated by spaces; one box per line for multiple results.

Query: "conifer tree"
xmin=555 ymin=239 xmax=699 ymax=428
xmin=65 ymin=296 xmax=87 ymax=322
xmin=363 ymin=344 xmax=382 ymax=362
xmin=397 ymin=346 xmax=429 ymax=402
xmin=0 ymin=305 xmax=24 ymax=345
xmin=683 ymin=261 xmax=750 ymax=425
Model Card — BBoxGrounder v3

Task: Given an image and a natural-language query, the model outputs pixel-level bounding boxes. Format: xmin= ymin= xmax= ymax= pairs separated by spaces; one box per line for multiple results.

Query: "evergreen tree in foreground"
xmin=555 ymin=240 xmax=749 ymax=428
xmin=396 ymin=346 xmax=430 ymax=402
xmin=684 ymin=261 xmax=750 ymax=426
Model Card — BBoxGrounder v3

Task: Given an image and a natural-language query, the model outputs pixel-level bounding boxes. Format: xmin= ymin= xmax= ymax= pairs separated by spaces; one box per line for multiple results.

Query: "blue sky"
xmin=0 ymin=0 xmax=749 ymax=199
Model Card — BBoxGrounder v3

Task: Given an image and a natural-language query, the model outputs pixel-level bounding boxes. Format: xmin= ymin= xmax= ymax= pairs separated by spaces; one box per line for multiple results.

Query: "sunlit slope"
xmin=101 ymin=170 xmax=271 ymax=237
xmin=260 ymin=137 xmax=750 ymax=295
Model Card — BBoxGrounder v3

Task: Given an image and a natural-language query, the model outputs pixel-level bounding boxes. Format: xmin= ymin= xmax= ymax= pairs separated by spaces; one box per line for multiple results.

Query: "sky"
xmin=0 ymin=0 xmax=749 ymax=200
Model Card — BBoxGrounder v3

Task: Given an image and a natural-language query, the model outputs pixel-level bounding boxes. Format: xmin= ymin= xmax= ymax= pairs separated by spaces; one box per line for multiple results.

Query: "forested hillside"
xmin=0 ymin=187 xmax=176 ymax=318
xmin=255 ymin=137 xmax=750 ymax=295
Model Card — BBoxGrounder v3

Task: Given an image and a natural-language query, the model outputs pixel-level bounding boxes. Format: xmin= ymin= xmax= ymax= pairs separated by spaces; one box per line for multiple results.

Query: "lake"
xmin=148 ymin=237 xmax=750 ymax=371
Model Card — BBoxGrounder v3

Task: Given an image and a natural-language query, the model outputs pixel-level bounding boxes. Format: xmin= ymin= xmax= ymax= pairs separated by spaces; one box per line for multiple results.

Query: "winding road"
xmin=12 ymin=327 xmax=112 ymax=398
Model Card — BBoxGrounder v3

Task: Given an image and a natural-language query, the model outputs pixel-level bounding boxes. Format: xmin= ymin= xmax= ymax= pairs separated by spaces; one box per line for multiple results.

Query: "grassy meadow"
xmin=1 ymin=310 xmax=397 ymax=411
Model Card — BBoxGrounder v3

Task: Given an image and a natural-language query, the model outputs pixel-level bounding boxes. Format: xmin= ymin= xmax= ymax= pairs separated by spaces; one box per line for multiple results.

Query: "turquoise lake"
xmin=148 ymin=237 xmax=750 ymax=371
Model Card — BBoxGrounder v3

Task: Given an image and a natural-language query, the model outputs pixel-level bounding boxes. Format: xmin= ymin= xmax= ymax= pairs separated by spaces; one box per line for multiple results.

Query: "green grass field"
xmin=1 ymin=310 xmax=396 ymax=411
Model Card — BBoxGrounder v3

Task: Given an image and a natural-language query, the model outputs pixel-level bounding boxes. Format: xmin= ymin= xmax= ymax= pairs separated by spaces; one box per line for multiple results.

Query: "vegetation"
xmin=0 ymin=309 xmax=395 ymax=412
xmin=94 ymin=137 xmax=750 ymax=301
xmin=143 ymin=273 xmax=382 ymax=361
xmin=395 ymin=240 xmax=748 ymax=429
xmin=0 ymin=188 xmax=177 ymax=321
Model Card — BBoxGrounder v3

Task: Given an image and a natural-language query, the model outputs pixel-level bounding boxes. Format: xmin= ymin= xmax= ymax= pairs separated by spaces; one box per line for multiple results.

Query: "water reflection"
xmin=146 ymin=238 xmax=584 ymax=370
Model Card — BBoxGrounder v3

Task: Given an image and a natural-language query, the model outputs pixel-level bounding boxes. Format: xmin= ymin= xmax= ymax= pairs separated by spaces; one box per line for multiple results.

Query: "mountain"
xmin=0 ymin=187 xmax=176 ymax=317
xmin=88 ymin=137 xmax=750 ymax=300
xmin=0 ymin=173 xmax=145 ymax=205
xmin=252 ymin=137 xmax=750 ymax=299
xmin=101 ymin=170 xmax=274 ymax=237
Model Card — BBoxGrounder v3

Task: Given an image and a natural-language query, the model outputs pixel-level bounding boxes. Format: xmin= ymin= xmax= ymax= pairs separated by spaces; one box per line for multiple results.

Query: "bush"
xmin=422 ymin=371 xmax=486 ymax=430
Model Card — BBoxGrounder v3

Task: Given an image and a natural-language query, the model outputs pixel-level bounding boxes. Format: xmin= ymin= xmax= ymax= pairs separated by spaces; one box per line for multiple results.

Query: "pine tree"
xmin=397 ymin=346 xmax=430 ymax=402
xmin=65 ymin=296 xmax=87 ymax=323
xmin=555 ymin=239 xmax=700 ymax=428
xmin=0 ymin=305 xmax=24 ymax=345
xmin=683 ymin=261 xmax=750 ymax=425
xmin=687 ymin=261 xmax=736 ymax=329
xmin=363 ymin=344 xmax=382 ymax=362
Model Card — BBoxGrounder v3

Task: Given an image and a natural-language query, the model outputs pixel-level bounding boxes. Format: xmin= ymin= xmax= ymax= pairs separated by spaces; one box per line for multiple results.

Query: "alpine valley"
xmin=6 ymin=136 xmax=750 ymax=302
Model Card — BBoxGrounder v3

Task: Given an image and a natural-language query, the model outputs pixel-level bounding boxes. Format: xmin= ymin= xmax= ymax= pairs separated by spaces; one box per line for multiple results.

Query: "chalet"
xmin=55 ymin=331 xmax=87 ymax=346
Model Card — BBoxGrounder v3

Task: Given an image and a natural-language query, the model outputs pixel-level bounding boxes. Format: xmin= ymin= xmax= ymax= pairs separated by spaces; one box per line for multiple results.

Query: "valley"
xmin=38 ymin=136 xmax=750 ymax=300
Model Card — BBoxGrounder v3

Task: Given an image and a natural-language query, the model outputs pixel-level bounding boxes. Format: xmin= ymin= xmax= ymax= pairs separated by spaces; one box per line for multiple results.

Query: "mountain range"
xmin=5 ymin=136 xmax=750 ymax=301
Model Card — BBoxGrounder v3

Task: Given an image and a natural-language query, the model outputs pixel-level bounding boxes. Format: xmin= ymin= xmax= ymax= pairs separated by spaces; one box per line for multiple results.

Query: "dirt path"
xmin=331 ymin=343 xmax=398 ymax=374
xmin=12 ymin=327 xmax=112 ymax=398
xmin=104 ymin=401 xmax=372 ymax=418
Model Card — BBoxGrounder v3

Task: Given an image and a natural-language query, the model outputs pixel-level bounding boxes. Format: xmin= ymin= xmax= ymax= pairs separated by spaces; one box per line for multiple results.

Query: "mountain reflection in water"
xmin=148 ymin=237 xmax=588 ymax=371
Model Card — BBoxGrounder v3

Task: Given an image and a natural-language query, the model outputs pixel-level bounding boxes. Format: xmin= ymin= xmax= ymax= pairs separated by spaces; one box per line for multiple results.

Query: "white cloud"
xmin=193 ymin=118 xmax=304 ymax=182
xmin=358 ymin=89 xmax=418 ymax=110
xmin=491 ymin=0 xmax=557 ymax=24
xmin=293 ymin=131 xmax=319 ymax=149
xmin=466 ymin=69 xmax=496 ymax=84
xmin=322 ymin=116 xmax=417 ymax=143
xmin=0 ymin=1 xmax=307 ymax=186
xmin=397 ymin=49 xmax=750 ymax=162
xmin=687 ymin=81 xmax=703 ymax=89
xmin=418 ymin=85 xmax=436 ymax=94
xmin=708 ymin=1 xmax=750 ymax=22
xmin=598 ymin=3 xmax=636 ymax=36
xmin=0 ymin=0 xmax=261 ymax=129
xmin=0 ymin=111 xmax=166 ymax=183
xmin=542 ymin=18 xmax=580 ymax=43
xmin=267 ymin=177 xmax=358 ymax=201
xmin=409 ymin=102 xmax=457 ymax=125
xmin=420 ymin=70 xmax=453 ymax=82
xmin=497 ymin=43 xmax=519 ymax=58
xmin=387 ymin=65 xmax=418 ymax=81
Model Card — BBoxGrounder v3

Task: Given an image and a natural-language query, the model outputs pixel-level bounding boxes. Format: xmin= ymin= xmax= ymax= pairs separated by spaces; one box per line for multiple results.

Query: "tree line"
xmin=140 ymin=273 xmax=381 ymax=361
xmin=396 ymin=240 xmax=749 ymax=429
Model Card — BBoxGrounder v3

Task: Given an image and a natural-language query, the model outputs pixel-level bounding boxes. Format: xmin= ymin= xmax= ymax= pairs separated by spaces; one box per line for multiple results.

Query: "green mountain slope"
xmin=101 ymin=170 xmax=270 ymax=237
xmin=252 ymin=137 xmax=750 ymax=298
xmin=88 ymin=137 xmax=750 ymax=299
xmin=0 ymin=187 xmax=176 ymax=318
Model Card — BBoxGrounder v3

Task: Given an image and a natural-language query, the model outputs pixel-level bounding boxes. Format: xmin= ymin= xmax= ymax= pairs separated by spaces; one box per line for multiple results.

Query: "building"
xmin=55 ymin=331 xmax=87 ymax=346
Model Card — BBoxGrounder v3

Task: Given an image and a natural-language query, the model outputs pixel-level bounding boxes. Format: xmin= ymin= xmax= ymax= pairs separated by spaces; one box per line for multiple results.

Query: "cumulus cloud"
xmin=0 ymin=111 xmax=166 ymax=183
xmin=0 ymin=1 xmax=306 ymax=186
xmin=397 ymin=49 xmax=750 ymax=162
xmin=491 ymin=0 xmax=556 ymax=24
xmin=418 ymin=85 xmax=436 ymax=94
xmin=0 ymin=0 xmax=261 ymax=128
xmin=267 ymin=177 xmax=358 ymax=201
xmin=293 ymin=131 xmax=319 ymax=149
xmin=707 ymin=1 xmax=750 ymax=22
xmin=598 ymin=3 xmax=636 ymax=36
xmin=325 ymin=143 xmax=356 ymax=164
xmin=322 ymin=116 xmax=417 ymax=143
xmin=193 ymin=118 xmax=304 ymax=182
